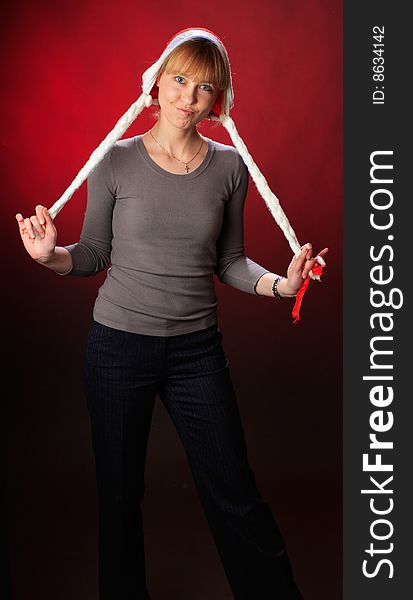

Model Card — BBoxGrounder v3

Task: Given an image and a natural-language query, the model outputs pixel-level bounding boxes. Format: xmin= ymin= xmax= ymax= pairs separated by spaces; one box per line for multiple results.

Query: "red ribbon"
xmin=292 ymin=263 xmax=324 ymax=323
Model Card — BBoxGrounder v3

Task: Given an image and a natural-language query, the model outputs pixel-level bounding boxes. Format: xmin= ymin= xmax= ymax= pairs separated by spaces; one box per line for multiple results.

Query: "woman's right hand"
xmin=15 ymin=205 xmax=57 ymax=263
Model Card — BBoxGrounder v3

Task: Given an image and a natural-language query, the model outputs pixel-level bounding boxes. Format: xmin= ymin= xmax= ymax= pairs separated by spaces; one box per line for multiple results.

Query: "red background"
xmin=2 ymin=1 xmax=342 ymax=598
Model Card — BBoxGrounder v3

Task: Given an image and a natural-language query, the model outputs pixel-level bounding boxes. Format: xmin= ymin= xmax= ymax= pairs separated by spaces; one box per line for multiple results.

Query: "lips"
xmin=176 ymin=107 xmax=194 ymax=116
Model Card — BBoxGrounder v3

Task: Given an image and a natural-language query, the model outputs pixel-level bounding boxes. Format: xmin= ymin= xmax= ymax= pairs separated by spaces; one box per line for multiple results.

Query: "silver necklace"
xmin=149 ymin=129 xmax=204 ymax=174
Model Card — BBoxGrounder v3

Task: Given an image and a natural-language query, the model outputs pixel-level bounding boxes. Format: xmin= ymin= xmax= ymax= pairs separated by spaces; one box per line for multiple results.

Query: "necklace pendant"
xmin=185 ymin=164 xmax=189 ymax=174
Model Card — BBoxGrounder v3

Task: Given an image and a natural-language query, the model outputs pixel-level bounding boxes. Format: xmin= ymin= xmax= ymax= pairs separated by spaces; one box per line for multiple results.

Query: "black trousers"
xmin=83 ymin=320 xmax=303 ymax=599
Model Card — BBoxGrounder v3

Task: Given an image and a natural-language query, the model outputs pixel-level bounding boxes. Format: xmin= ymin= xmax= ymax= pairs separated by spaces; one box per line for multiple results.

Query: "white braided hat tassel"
xmin=220 ymin=115 xmax=300 ymax=255
xmin=220 ymin=115 xmax=319 ymax=280
xmin=48 ymin=92 xmax=153 ymax=220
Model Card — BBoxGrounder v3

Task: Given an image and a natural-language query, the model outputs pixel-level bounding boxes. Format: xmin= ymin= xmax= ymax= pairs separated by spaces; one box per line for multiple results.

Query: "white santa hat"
xmin=48 ymin=27 xmax=302 ymax=257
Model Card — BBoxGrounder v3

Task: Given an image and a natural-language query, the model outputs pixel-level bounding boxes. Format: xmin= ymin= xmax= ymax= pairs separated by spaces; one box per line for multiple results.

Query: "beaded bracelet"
xmin=271 ymin=275 xmax=284 ymax=299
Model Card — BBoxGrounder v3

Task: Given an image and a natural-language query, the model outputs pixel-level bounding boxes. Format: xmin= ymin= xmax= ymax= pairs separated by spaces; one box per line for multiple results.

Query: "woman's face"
xmin=156 ymin=69 xmax=219 ymax=130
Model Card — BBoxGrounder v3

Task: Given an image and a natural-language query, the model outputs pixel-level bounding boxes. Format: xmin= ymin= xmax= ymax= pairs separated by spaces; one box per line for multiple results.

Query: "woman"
xmin=16 ymin=28 xmax=327 ymax=600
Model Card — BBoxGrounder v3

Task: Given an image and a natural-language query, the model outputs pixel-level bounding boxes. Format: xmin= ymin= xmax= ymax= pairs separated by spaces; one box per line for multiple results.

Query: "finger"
xmin=16 ymin=213 xmax=29 ymax=238
xmin=298 ymin=243 xmax=316 ymax=278
xmin=35 ymin=205 xmax=46 ymax=227
xmin=302 ymin=261 xmax=316 ymax=279
xmin=314 ymin=248 xmax=329 ymax=267
xmin=300 ymin=242 xmax=313 ymax=261
xmin=317 ymin=247 xmax=329 ymax=259
xmin=16 ymin=213 xmax=25 ymax=229
xmin=42 ymin=207 xmax=56 ymax=236
xmin=30 ymin=215 xmax=45 ymax=239
xmin=43 ymin=206 xmax=53 ymax=225
xmin=314 ymin=255 xmax=326 ymax=268
xmin=24 ymin=217 xmax=36 ymax=239
xmin=294 ymin=246 xmax=310 ymax=271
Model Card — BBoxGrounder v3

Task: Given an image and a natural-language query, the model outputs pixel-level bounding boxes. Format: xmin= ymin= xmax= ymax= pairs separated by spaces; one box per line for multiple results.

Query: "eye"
xmin=175 ymin=75 xmax=185 ymax=84
xmin=200 ymin=83 xmax=213 ymax=93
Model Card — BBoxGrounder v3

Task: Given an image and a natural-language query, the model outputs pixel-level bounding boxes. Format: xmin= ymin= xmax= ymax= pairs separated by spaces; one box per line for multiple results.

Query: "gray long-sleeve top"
xmin=64 ymin=135 xmax=270 ymax=336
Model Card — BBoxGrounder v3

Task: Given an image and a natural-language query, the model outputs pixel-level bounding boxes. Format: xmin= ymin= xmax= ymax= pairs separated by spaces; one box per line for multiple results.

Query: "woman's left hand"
xmin=281 ymin=243 xmax=328 ymax=297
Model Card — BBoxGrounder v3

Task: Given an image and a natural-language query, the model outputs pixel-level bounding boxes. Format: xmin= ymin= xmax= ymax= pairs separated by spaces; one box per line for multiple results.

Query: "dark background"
xmin=1 ymin=1 xmax=342 ymax=598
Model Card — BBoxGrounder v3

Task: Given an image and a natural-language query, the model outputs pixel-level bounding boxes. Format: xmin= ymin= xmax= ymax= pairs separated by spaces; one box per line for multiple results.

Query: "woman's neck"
xmin=150 ymin=119 xmax=203 ymax=157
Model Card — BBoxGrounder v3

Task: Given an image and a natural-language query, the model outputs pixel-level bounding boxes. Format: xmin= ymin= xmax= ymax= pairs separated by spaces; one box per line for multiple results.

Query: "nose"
xmin=181 ymin=84 xmax=197 ymax=106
